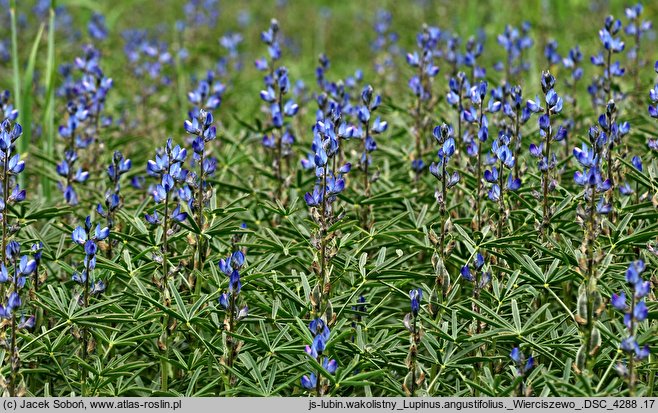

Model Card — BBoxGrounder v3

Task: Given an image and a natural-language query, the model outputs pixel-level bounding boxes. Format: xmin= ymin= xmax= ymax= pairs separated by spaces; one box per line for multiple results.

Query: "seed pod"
xmin=403 ymin=313 xmax=413 ymax=333
xmin=403 ymin=372 xmax=413 ymax=396
xmin=589 ymin=328 xmax=601 ymax=355
xmin=591 ymin=290 xmax=602 ymax=313
xmin=310 ymin=284 xmax=321 ymax=309
xmin=428 ymin=229 xmax=439 ymax=246
xmin=87 ymin=338 xmax=96 ymax=354
xmin=428 ymin=288 xmax=439 ymax=317
xmin=576 ymin=290 xmax=588 ymax=325
xmin=415 ymin=369 xmax=425 ymax=386
xmin=574 ymin=344 xmax=586 ymax=374
xmin=157 ymin=333 xmax=167 ymax=351
xmin=324 ymin=300 xmax=334 ymax=325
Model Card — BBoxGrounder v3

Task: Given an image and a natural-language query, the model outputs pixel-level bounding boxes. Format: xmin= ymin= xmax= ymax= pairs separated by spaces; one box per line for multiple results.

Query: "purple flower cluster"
xmin=71 ymin=217 xmax=109 ymax=301
xmin=57 ymin=45 xmax=113 ymax=205
xmin=218 ymin=250 xmax=248 ymax=321
xmin=611 ymin=261 xmax=650 ymax=362
xmin=429 ymin=123 xmax=460 ymax=211
xmin=257 ymin=19 xmax=299 ymax=183
xmin=145 ymin=139 xmax=189 ymax=227
xmin=460 ymin=252 xmax=491 ymax=295
xmin=97 ymin=151 xmax=131 ymax=231
xmin=494 ymin=23 xmax=533 ymax=81
xmin=589 ymin=16 xmax=625 ymax=106
xmin=122 ymin=30 xmax=173 ymax=100
xmin=301 ymin=318 xmax=337 ymax=393
xmin=183 ymin=109 xmax=217 ymax=222
xmin=0 ymin=241 xmax=36 ymax=326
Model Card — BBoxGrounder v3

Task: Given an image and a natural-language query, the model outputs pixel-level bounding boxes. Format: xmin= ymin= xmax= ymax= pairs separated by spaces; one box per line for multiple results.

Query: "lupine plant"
xmin=97 ymin=151 xmax=131 ymax=258
xmin=572 ymin=126 xmax=611 ymax=373
xmin=624 ymin=4 xmax=652 ymax=95
xmin=562 ymin=46 xmax=584 ymax=160
xmin=590 ymin=16 xmax=625 ymax=107
xmin=218 ymin=250 xmax=248 ymax=383
xmin=183 ymin=109 xmax=217 ymax=283
xmin=485 ymin=132 xmax=520 ymax=237
xmin=460 ymin=252 xmax=491 ymax=333
xmin=510 ymin=347 xmax=535 ymax=396
xmin=611 ymin=260 xmax=650 ymax=395
xmin=301 ymin=318 xmax=337 ymax=396
xmin=357 ymin=85 xmax=386 ymax=227
xmin=545 ymin=39 xmax=561 ymax=69
xmin=428 ymin=123 xmax=459 ymax=302
xmin=145 ymin=138 xmax=188 ymax=392
xmin=57 ymin=45 xmax=113 ymax=204
xmin=1 ymin=241 xmax=36 ymax=397
xmin=71 ymin=217 xmax=109 ymax=395
xmin=495 ymin=23 xmax=533 ymax=83
xmin=527 ymin=71 xmax=565 ymax=236
xmin=502 ymin=85 xmax=531 ymax=178
xmin=463 ymin=80 xmax=499 ymax=230
xmin=0 ymin=0 xmax=656 ymax=400
xmin=122 ymin=29 xmax=173 ymax=128
xmin=0 ymin=109 xmax=25 ymax=266
xmin=464 ymin=35 xmax=486 ymax=84
xmin=406 ymin=25 xmax=440 ymax=177
xmin=304 ymin=116 xmax=351 ymax=325
xmin=446 ymin=72 xmax=469 ymax=144
xmin=371 ymin=9 xmax=400 ymax=86
xmin=257 ymin=19 xmax=299 ymax=197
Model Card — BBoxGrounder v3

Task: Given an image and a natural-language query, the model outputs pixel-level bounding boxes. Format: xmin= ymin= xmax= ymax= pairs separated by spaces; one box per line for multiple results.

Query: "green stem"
xmin=80 ymin=250 xmax=91 ymax=396
xmin=628 ymin=295 xmax=636 ymax=396
xmin=584 ymin=182 xmax=597 ymax=369
xmin=194 ymin=147 xmax=206 ymax=297
xmin=8 ymin=259 xmax=18 ymax=396
xmin=542 ymin=104 xmax=552 ymax=237
xmin=498 ymin=159 xmax=505 ymax=239
xmin=476 ymin=100 xmax=483 ymax=230
xmin=160 ymin=191 xmax=171 ymax=392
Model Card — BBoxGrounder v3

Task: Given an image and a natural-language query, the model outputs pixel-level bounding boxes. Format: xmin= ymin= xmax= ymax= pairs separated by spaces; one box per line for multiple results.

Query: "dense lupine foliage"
xmin=0 ymin=0 xmax=656 ymax=398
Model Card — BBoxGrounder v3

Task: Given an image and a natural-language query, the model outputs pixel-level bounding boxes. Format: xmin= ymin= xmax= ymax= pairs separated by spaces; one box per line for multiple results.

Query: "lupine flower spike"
xmin=257 ymin=19 xmax=299 ymax=198
xmin=527 ymin=71 xmax=565 ymax=236
xmin=218 ymin=250 xmax=248 ymax=383
xmin=301 ymin=318 xmax=337 ymax=396
xmin=97 ymin=151 xmax=131 ymax=258
xmin=0 ymin=241 xmax=36 ymax=396
xmin=611 ymin=260 xmax=650 ymax=395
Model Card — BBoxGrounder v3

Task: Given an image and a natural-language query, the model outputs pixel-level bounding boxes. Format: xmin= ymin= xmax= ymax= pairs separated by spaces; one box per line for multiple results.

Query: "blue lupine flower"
xmin=88 ymin=12 xmax=108 ymax=41
xmin=429 ymin=123 xmax=461 ymax=202
xmin=495 ymin=23 xmax=533 ymax=79
xmin=612 ymin=260 xmax=651 ymax=362
xmin=611 ymin=292 xmax=627 ymax=310
xmin=510 ymin=347 xmax=534 ymax=375
xmin=409 ymin=289 xmax=422 ymax=317
xmin=460 ymin=265 xmax=474 ymax=282
xmin=218 ymin=250 xmax=247 ymax=321
xmin=70 ymin=217 xmax=107 ymax=302
xmin=57 ymin=46 xmax=113 ymax=205
xmin=461 ymin=252 xmax=491 ymax=292
xmin=256 ymin=21 xmax=298 ymax=179
xmin=625 ymin=260 xmax=645 ymax=284
xmin=301 ymin=373 xmax=317 ymax=389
